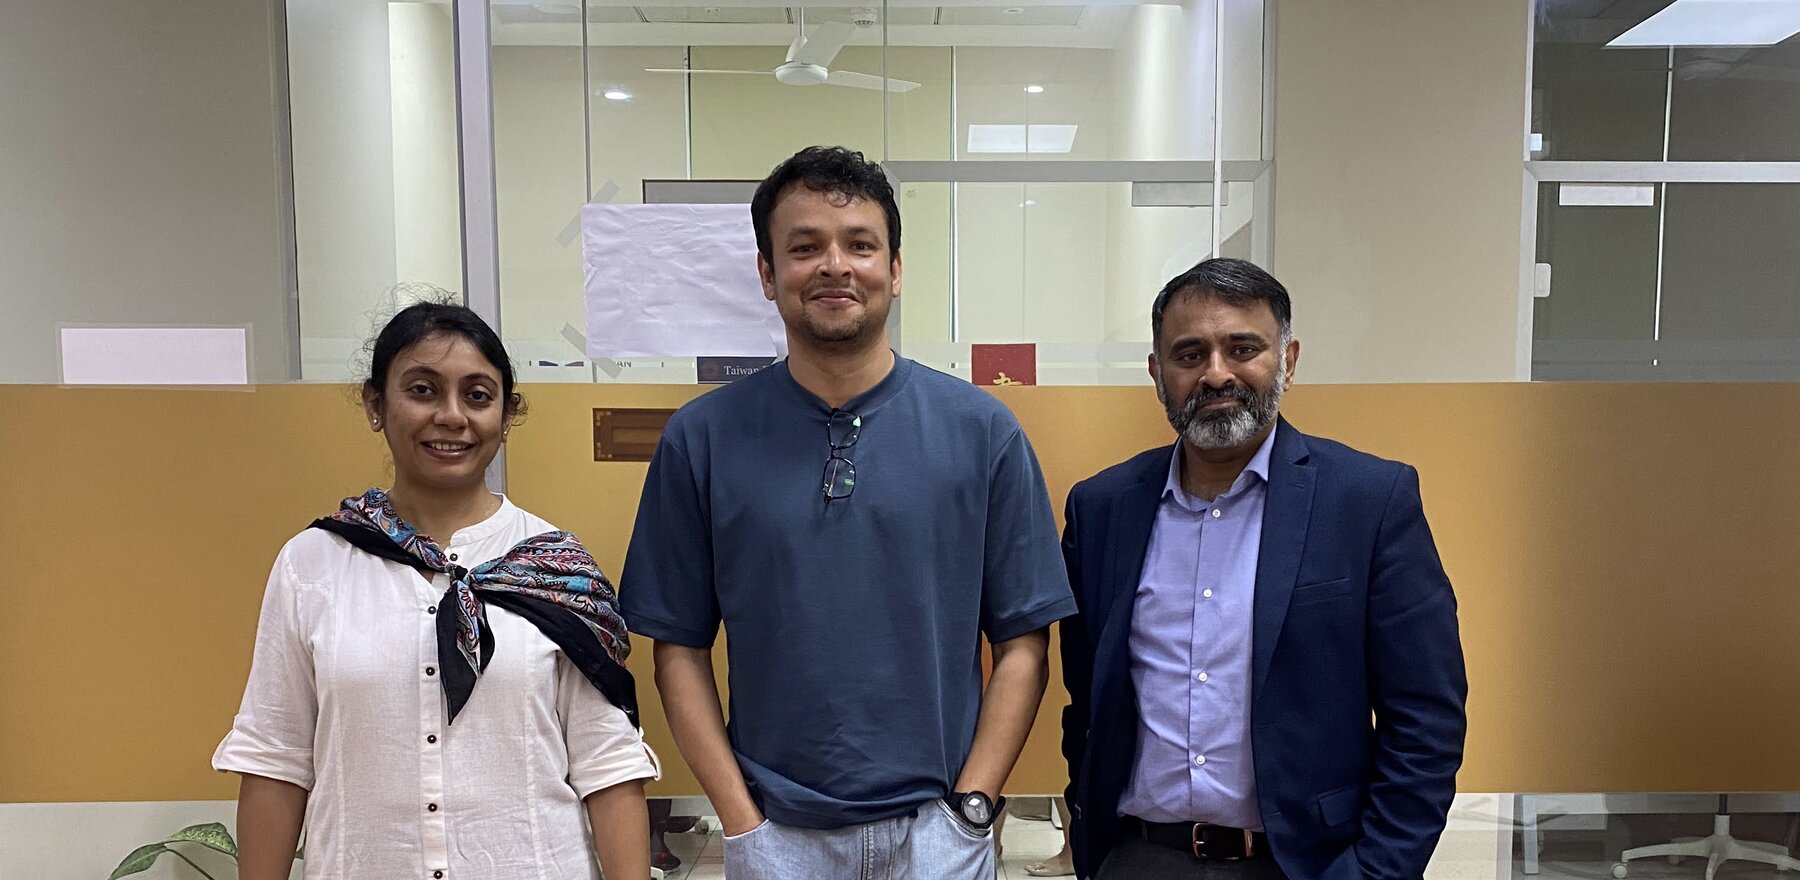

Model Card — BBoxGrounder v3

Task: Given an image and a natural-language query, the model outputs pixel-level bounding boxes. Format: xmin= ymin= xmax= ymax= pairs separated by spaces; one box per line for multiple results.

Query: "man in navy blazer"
xmin=1059 ymin=258 xmax=1466 ymax=880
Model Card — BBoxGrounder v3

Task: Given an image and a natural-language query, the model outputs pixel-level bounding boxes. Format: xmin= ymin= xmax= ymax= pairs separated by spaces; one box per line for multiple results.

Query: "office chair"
xmin=1613 ymin=795 xmax=1800 ymax=880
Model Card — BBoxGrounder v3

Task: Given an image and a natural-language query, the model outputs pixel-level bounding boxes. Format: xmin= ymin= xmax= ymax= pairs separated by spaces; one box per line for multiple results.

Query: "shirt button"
xmin=1195 ymin=755 xmax=1207 ymax=766
xmin=434 ymin=872 xmax=445 ymax=879
xmin=425 ymin=666 xmax=436 ymax=676
xmin=1202 ymin=589 xmax=1214 ymax=599
xmin=427 ymin=803 xmax=438 ymax=812
xmin=427 ymin=606 xmax=437 ymax=614
xmin=448 ymin=552 xmax=458 ymax=562
xmin=427 ymin=734 xmax=438 ymax=744
xmin=1197 ymin=671 xmax=1209 ymax=683
xmin=1211 ymin=508 xmax=1222 ymax=519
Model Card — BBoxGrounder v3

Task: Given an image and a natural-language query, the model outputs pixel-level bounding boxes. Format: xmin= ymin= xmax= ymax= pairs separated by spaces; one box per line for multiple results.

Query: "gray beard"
xmin=1157 ymin=357 xmax=1286 ymax=451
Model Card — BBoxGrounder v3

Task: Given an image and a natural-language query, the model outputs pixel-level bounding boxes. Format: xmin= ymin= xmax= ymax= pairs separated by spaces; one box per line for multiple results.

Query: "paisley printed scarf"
xmin=311 ymin=488 xmax=637 ymax=726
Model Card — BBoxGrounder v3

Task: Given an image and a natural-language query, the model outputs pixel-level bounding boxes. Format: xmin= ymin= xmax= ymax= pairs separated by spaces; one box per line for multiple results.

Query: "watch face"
xmin=962 ymin=794 xmax=991 ymax=826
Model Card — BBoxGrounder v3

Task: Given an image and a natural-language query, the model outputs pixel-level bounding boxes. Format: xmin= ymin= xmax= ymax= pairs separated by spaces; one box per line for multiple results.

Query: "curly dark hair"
xmin=750 ymin=145 xmax=900 ymax=263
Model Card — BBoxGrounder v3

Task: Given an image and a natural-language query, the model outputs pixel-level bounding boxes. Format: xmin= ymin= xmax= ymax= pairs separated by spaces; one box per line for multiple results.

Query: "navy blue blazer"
xmin=1059 ymin=419 xmax=1467 ymax=880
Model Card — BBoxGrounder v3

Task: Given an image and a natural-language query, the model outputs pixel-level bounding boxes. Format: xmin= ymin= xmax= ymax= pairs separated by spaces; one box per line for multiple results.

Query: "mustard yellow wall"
xmin=0 ymin=386 xmax=392 ymax=802
xmin=4 ymin=382 xmax=1800 ymax=803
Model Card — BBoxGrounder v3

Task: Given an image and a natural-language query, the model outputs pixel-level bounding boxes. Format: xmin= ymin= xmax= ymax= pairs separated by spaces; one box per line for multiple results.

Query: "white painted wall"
xmin=1269 ymin=0 xmax=1531 ymax=382
xmin=0 ymin=801 xmax=283 ymax=880
xmin=390 ymin=3 xmax=464 ymax=295
xmin=287 ymin=0 xmax=400 ymax=379
xmin=1100 ymin=0 xmax=1264 ymax=344
xmin=0 ymin=0 xmax=294 ymax=383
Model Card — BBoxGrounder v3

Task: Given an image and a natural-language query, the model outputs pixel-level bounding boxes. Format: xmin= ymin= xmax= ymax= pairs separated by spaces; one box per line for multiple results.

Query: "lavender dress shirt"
xmin=1116 ymin=424 xmax=1278 ymax=829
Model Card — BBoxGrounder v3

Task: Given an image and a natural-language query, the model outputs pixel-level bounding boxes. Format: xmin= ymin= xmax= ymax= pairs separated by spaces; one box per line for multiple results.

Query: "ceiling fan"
xmin=1675 ymin=48 xmax=1800 ymax=83
xmin=645 ymin=9 xmax=921 ymax=93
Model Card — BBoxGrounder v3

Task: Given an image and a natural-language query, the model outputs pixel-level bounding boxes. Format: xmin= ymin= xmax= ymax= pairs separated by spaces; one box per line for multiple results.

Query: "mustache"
xmin=1175 ymin=382 xmax=1257 ymax=418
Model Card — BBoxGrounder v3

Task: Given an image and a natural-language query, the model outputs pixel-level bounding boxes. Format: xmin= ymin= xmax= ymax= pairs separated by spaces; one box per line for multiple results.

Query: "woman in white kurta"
xmin=215 ymin=303 xmax=657 ymax=880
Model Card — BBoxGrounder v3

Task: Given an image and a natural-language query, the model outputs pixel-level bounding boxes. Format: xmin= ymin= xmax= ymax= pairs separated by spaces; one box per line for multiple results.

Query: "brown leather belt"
xmin=1122 ymin=816 xmax=1271 ymax=861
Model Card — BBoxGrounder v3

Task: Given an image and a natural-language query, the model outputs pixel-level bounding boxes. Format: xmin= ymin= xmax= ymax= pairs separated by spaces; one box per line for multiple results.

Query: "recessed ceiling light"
xmin=1024 ymin=84 xmax=1045 ymax=94
xmin=1608 ymin=0 xmax=1800 ymax=47
xmin=968 ymin=124 xmax=1079 ymax=154
xmin=603 ymin=88 xmax=631 ymax=101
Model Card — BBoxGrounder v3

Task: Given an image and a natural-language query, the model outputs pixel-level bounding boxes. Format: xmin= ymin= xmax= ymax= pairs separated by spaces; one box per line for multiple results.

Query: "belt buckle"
xmin=1190 ymin=824 xmax=1253 ymax=861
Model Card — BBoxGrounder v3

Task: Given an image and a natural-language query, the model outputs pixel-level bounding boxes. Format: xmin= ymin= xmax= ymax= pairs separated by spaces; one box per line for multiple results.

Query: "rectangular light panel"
xmin=966 ymin=124 xmax=1079 ymax=154
xmin=1608 ymin=0 xmax=1800 ymax=48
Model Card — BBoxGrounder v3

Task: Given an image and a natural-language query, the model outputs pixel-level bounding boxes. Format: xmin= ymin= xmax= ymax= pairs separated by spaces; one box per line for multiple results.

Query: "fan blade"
xmin=643 ymin=68 xmax=773 ymax=76
xmin=1729 ymin=63 xmax=1800 ymax=82
xmin=825 ymin=69 xmax=922 ymax=93
xmin=790 ymin=20 xmax=855 ymax=67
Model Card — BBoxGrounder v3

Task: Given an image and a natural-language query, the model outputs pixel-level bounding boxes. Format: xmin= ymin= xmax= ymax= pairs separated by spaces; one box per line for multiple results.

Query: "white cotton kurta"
xmin=214 ymin=497 xmax=659 ymax=880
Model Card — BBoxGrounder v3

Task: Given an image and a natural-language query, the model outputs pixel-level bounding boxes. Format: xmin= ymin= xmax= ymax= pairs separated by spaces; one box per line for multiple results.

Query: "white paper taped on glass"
xmin=582 ymin=203 xmax=787 ymax=359
xmin=59 ymin=326 xmax=250 ymax=385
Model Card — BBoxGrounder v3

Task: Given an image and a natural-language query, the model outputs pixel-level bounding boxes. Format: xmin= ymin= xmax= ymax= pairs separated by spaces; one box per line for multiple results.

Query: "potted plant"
xmin=108 ymin=822 xmax=301 ymax=880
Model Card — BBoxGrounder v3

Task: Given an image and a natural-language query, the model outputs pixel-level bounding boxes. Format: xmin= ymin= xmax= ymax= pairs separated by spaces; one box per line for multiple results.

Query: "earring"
xmin=371 ymin=419 xmax=381 ymax=430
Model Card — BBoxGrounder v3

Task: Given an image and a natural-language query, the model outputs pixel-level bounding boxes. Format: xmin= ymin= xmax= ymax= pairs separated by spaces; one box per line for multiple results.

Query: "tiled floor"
xmin=1523 ymin=859 xmax=1797 ymax=880
xmin=648 ymin=798 xmax=1800 ymax=880
xmin=655 ymin=804 xmax=1073 ymax=880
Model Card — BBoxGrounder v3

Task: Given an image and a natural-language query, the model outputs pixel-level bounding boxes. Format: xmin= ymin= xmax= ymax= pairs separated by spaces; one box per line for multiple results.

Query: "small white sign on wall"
xmin=1558 ymin=183 xmax=1657 ymax=207
xmin=58 ymin=326 xmax=251 ymax=385
xmin=582 ymin=203 xmax=786 ymax=359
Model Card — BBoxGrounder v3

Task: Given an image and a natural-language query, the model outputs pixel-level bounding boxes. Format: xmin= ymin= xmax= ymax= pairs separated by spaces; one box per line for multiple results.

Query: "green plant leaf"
xmin=163 ymin=822 xmax=237 ymax=857
xmin=108 ymin=843 xmax=169 ymax=879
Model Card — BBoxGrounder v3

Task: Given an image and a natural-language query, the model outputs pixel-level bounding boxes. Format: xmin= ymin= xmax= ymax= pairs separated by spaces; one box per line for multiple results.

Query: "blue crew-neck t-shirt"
xmin=620 ymin=355 xmax=1076 ymax=829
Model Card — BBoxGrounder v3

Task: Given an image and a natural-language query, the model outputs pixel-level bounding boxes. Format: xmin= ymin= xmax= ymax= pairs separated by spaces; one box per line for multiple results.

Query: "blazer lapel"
xmin=1094 ymin=447 xmax=1171 ymax=684
xmin=1252 ymin=420 xmax=1315 ymax=698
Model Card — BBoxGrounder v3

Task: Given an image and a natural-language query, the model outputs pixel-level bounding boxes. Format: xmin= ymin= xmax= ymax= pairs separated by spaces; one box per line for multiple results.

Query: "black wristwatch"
xmin=946 ymin=790 xmax=1007 ymax=830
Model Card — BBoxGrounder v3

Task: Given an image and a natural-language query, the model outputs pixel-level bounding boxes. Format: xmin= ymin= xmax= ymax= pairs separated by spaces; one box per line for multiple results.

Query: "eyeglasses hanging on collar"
xmin=822 ymin=409 xmax=861 ymax=503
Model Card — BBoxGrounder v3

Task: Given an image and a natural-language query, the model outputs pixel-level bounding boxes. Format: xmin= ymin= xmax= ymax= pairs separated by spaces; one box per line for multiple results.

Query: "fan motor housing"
xmin=774 ymin=62 xmax=830 ymax=86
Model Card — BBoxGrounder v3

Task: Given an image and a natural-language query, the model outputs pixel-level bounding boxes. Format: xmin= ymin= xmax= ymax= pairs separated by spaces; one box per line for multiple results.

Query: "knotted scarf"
xmin=310 ymin=488 xmax=637 ymax=727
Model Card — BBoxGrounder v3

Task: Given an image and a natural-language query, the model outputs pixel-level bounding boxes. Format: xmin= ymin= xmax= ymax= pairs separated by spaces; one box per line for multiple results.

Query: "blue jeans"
xmin=723 ymin=799 xmax=997 ymax=879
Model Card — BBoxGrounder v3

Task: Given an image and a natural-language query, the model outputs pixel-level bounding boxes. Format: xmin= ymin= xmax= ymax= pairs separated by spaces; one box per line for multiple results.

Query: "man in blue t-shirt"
xmin=620 ymin=145 xmax=1076 ymax=879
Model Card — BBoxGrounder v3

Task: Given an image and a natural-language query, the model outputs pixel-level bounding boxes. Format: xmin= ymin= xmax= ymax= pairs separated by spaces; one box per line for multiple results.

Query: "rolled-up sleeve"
xmin=557 ymin=652 xmax=660 ymax=798
xmin=212 ymin=547 xmax=318 ymax=790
